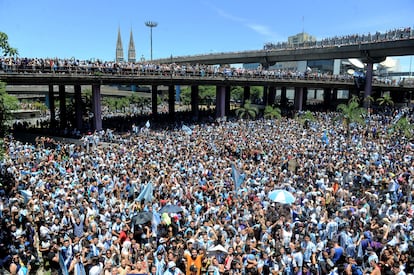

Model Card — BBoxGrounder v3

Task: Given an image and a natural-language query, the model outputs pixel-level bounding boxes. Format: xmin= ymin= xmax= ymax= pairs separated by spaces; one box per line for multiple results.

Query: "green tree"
xmin=0 ymin=81 xmax=19 ymax=136
xmin=102 ymin=97 xmax=118 ymax=112
xmin=364 ymin=95 xmax=375 ymax=110
xmin=250 ymin=86 xmax=263 ymax=103
xmin=263 ymin=105 xmax=281 ymax=119
xmin=0 ymin=32 xmax=18 ymax=56
xmin=337 ymin=97 xmax=367 ymax=139
xmin=0 ymin=32 xmax=18 ymax=159
xmin=376 ymin=94 xmax=394 ymax=111
xmin=235 ymin=100 xmax=259 ymax=119
xmin=389 ymin=116 xmax=413 ymax=139
xmin=230 ymin=86 xmax=244 ymax=102
xmin=295 ymin=110 xmax=316 ymax=127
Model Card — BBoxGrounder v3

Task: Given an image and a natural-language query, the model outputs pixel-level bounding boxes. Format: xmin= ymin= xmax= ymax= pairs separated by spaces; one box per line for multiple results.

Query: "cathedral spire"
xmin=128 ymin=28 xmax=136 ymax=62
xmin=116 ymin=27 xmax=124 ymax=62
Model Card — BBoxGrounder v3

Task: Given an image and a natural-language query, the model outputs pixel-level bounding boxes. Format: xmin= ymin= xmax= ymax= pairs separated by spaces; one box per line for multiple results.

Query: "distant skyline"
xmin=0 ymin=0 xmax=413 ymax=72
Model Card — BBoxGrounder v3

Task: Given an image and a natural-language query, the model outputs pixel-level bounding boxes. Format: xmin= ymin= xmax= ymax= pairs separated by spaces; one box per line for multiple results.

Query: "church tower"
xmin=128 ymin=29 xmax=136 ymax=62
xmin=116 ymin=27 xmax=124 ymax=62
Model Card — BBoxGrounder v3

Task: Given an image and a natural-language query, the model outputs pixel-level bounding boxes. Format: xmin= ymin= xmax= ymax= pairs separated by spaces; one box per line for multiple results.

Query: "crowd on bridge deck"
xmin=263 ymin=27 xmax=413 ymax=51
xmin=1 ymin=27 xmax=413 ymax=85
xmin=0 ymin=56 xmax=401 ymax=88
xmin=1 ymin=107 xmax=414 ymax=275
xmin=0 ymin=56 xmax=354 ymax=81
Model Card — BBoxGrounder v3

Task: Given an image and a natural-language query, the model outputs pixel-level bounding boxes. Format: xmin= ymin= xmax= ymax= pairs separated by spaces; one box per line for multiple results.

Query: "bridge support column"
xmin=364 ymin=62 xmax=374 ymax=109
xmin=59 ymin=85 xmax=67 ymax=128
xmin=168 ymin=85 xmax=175 ymax=120
xmin=263 ymin=86 xmax=268 ymax=106
xmin=48 ymin=85 xmax=56 ymax=128
xmin=281 ymin=87 xmax=287 ymax=108
xmin=268 ymin=86 xmax=276 ymax=106
xmin=91 ymin=84 xmax=102 ymax=131
xmin=294 ymin=87 xmax=304 ymax=111
xmin=332 ymin=88 xmax=338 ymax=102
xmin=243 ymin=86 xmax=250 ymax=105
xmin=303 ymin=87 xmax=308 ymax=110
xmin=74 ymin=85 xmax=83 ymax=131
xmin=216 ymin=86 xmax=226 ymax=118
xmin=151 ymin=85 xmax=158 ymax=117
xmin=191 ymin=85 xmax=199 ymax=120
xmin=323 ymin=88 xmax=332 ymax=111
xmin=225 ymin=85 xmax=231 ymax=116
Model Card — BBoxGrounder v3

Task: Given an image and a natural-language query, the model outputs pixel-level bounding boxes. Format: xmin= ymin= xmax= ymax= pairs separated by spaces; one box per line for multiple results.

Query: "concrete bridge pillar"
xmin=303 ymin=87 xmax=308 ymax=109
xmin=91 ymin=84 xmax=102 ymax=131
xmin=281 ymin=87 xmax=288 ymax=108
xmin=191 ymin=85 xmax=199 ymax=120
xmin=168 ymin=85 xmax=175 ymax=120
xmin=59 ymin=85 xmax=67 ymax=128
xmin=74 ymin=85 xmax=83 ymax=131
xmin=243 ymin=86 xmax=250 ymax=105
xmin=323 ymin=88 xmax=332 ymax=111
xmin=48 ymin=85 xmax=56 ymax=128
xmin=294 ymin=87 xmax=304 ymax=111
xmin=216 ymin=86 xmax=226 ymax=118
xmin=263 ymin=86 xmax=268 ymax=106
xmin=268 ymin=86 xmax=276 ymax=106
xmin=332 ymin=88 xmax=338 ymax=102
xmin=363 ymin=62 xmax=374 ymax=108
xmin=151 ymin=84 xmax=158 ymax=117
xmin=225 ymin=85 xmax=231 ymax=116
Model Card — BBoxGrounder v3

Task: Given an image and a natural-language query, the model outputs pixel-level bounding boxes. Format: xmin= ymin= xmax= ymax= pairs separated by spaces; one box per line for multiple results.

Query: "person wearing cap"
xmin=163 ymin=261 xmax=183 ymax=275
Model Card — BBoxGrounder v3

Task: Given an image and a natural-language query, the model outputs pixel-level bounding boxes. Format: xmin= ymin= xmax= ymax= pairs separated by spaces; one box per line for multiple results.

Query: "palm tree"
xmin=235 ymin=100 xmax=259 ymax=119
xmin=376 ymin=94 xmax=394 ymax=113
xmin=337 ymin=98 xmax=367 ymax=140
xmin=390 ymin=116 xmax=413 ymax=139
xmin=295 ymin=110 xmax=316 ymax=128
xmin=363 ymin=95 xmax=375 ymax=111
xmin=263 ymin=105 xmax=281 ymax=119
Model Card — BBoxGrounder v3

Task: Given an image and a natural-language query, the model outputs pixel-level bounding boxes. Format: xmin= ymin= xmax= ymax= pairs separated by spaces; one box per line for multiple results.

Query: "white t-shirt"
xmin=89 ymin=263 xmax=103 ymax=275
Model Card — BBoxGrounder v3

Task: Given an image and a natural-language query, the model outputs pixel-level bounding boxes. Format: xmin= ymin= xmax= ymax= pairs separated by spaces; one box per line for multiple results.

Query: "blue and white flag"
xmin=321 ymin=130 xmax=329 ymax=145
xmin=20 ymin=190 xmax=32 ymax=204
xmin=145 ymin=120 xmax=151 ymax=128
xmin=182 ymin=124 xmax=193 ymax=135
xmin=137 ymin=181 xmax=153 ymax=202
xmin=59 ymin=251 xmax=69 ymax=275
xmin=231 ymin=163 xmax=245 ymax=196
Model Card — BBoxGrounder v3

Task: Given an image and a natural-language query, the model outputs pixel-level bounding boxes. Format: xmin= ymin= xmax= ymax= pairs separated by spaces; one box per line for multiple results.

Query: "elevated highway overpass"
xmin=1 ymin=66 xmax=413 ymax=132
xmin=155 ymin=39 xmax=414 ymax=65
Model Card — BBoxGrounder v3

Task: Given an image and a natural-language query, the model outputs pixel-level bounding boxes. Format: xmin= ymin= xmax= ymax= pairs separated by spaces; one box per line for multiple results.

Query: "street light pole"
xmin=145 ymin=21 xmax=158 ymax=61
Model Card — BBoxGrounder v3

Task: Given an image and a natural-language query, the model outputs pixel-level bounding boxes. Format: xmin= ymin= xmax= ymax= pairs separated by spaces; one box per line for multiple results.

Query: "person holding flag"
xmin=231 ymin=162 xmax=245 ymax=197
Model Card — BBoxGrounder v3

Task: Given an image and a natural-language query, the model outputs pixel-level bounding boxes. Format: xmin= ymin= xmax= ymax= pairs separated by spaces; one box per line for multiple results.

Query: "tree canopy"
xmin=0 ymin=32 xmax=18 ymax=56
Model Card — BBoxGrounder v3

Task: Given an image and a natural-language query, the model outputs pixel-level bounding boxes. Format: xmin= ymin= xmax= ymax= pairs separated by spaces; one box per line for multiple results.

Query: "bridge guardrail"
xmin=1 ymin=65 xmax=413 ymax=88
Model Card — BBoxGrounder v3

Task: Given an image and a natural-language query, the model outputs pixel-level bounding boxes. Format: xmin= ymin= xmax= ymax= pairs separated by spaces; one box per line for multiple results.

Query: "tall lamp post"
xmin=145 ymin=21 xmax=158 ymax=61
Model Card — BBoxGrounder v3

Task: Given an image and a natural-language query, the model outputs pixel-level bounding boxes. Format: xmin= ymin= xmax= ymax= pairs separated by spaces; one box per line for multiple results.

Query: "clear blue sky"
xmin=1 ymin=0 xmax=413 ymax=71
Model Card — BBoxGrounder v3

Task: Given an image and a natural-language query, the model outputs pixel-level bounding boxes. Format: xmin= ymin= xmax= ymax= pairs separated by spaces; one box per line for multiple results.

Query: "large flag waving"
xmin=137 ymin=181 xmax=154 ymax=203
xmin=181 ymin=124 xmax=193 ymax=135
xmin=231 ymin=163 xmax=245 ymax=196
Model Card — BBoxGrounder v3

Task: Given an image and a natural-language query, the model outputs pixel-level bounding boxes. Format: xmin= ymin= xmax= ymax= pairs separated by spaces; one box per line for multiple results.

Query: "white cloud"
xmin=209 ymin=5 xmax=282 ymax=42
xmin=215 ymin=8 xmax=245 ymax=23
xmin=246 ymin=23 xmax=281 ymax=40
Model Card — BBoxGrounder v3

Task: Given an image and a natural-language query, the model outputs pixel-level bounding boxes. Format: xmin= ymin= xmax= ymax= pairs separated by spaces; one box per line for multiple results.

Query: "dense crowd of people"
xmin=0 ymin=27 xmax=412 ymax=88
xmin=0 ymin=108 xmax=414 ymax=275
xmin=263 ymin=27 xmax=413 ymax=50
